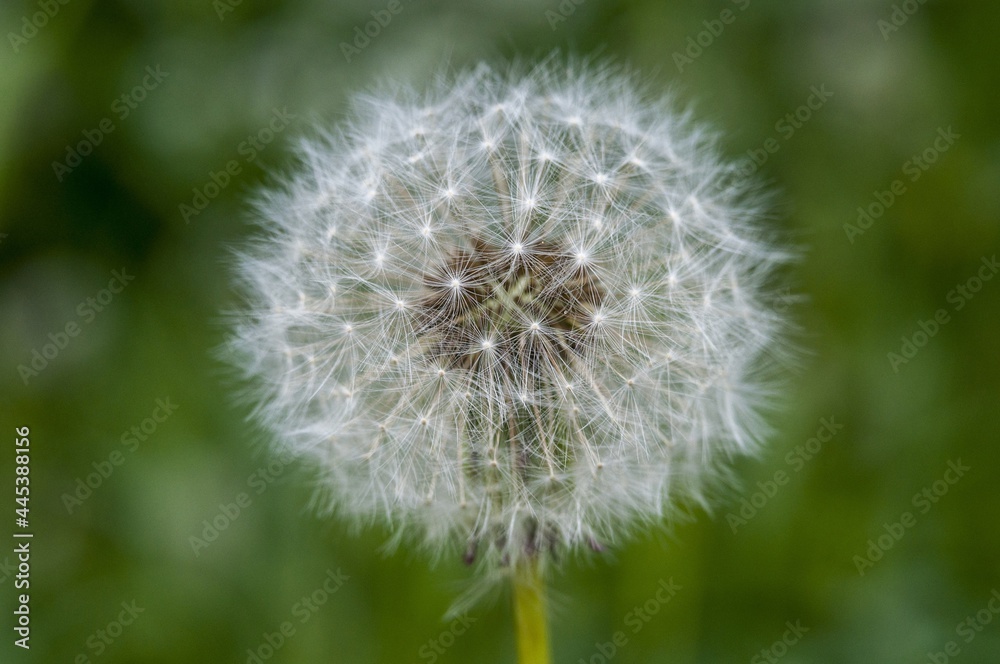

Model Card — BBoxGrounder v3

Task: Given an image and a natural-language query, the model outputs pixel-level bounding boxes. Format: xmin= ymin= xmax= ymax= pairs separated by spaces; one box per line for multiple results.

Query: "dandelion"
xmin=228 ymin=59 xmax=790 ymax=663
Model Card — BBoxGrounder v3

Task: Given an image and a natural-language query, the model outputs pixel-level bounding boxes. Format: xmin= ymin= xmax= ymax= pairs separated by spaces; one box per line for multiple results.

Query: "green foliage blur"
xmin=1 ymin=0 xmax=998 ymax=662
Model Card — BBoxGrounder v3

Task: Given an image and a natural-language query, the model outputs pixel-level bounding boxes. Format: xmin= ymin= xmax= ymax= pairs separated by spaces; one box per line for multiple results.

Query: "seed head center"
xmin=419 ymin=239 xmax=604 ymax=372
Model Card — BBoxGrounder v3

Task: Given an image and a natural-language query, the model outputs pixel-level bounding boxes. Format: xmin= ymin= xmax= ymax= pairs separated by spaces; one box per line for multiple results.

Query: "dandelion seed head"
xmin=228 ymin=60 xmax=790 ymax=573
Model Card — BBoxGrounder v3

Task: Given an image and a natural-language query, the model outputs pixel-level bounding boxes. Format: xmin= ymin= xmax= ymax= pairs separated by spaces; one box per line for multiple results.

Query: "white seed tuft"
xmin=227 ymin=60 xmax=791 ymax=573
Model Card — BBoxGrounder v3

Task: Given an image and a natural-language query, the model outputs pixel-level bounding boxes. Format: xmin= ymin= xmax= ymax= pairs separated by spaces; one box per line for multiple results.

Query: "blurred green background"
xmin=2 ymin=0 xmax=998 ymax=662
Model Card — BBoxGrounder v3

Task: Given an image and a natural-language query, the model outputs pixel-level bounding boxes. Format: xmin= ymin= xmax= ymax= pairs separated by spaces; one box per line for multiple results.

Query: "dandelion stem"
xmin=513 ymin=557 xmax=551 ymax=664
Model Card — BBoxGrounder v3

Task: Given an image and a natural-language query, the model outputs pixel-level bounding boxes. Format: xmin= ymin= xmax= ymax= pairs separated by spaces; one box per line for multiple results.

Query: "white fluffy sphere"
xmin=228 ymin=61 xmax=789 ymax=571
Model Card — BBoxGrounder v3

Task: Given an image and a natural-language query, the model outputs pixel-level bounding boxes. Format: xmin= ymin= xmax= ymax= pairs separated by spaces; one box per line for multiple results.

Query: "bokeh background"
xmin=2 ymin=0 xmax=999 ymax=662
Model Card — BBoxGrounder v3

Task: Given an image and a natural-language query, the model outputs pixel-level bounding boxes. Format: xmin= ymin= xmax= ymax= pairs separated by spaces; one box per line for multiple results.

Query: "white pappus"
xmin=226 ymin=59 xmax=792 ymax=576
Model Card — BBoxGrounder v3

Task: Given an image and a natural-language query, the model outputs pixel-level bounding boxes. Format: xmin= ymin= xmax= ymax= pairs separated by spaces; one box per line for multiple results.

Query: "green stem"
xmin=513 ymin=558 xmax=551 ymax=664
